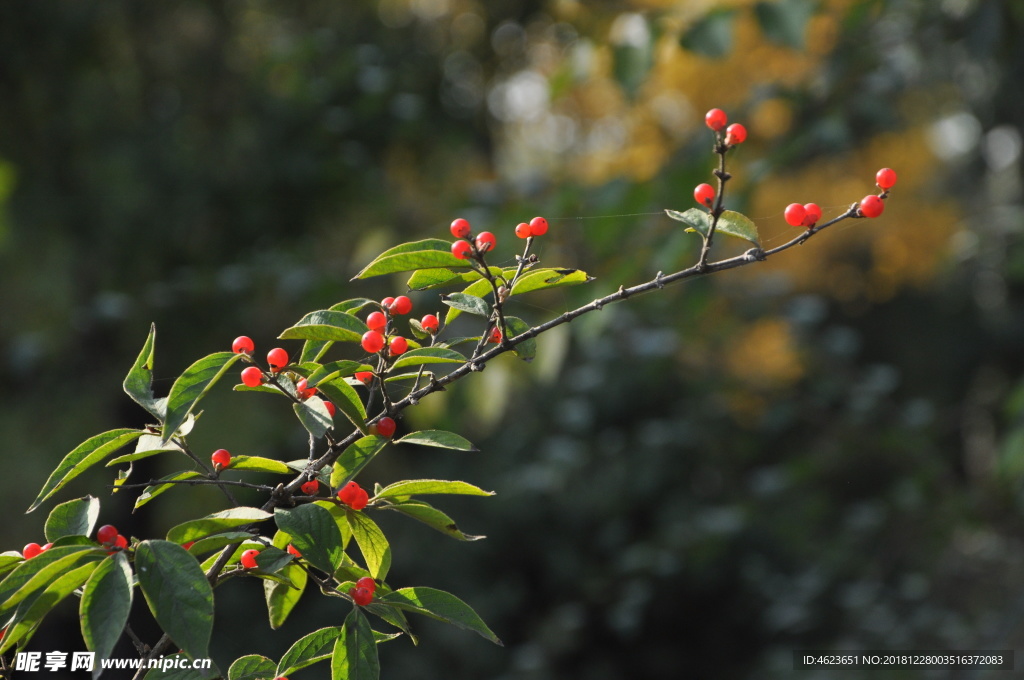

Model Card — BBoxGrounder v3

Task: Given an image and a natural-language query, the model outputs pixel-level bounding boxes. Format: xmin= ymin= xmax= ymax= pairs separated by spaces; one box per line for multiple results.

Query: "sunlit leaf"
xmin=163 ymin=352 xmax=244 ymax=444
xmin=376 ymin=479 xmax=493 ymax=499
xmin=280 ymin=310 xmax=366 ymax=343
xmin=385 ymin=500 xmax=485 ymax=541
xmin=29 ymin=429 xmax=144 ymax=512
xmin=135 ymin=540 xmax=214 ymax=659
xmin=390 ymin=347 xmax=465 ymax=370
xmin=381 ymin=587 xmax=502 ymax=645
xmin=442 ymin=279 xmax=493 ymax=326
xmin=133 ymin=471 xmax=202 ymax=510
xmin=331 ymin=436 xmax=388 ymax=489
xmin=275 ymin=504 xmax=345 ymax=574
xmin=353 ymin=238 xmax=472 ymax=280
xmin=347 ymin=511 xmax=391 ymax=580
xmin=227 ymin=655 xmax=276 ymax=680
xmin=44 ymin=496 xmax=100 ymax=542
xmin=331 ymin=609 xmax=379 ymax=680
xmin=81 ymin=551 xmax=132 ymax=662
xmin=123 ymin=323 xmax=164 ymax=420
xmin=394 ymin=430 xmax=477 ymax=451
xmin=509 ymin=268 xmax=594 ymax=296
xmin=666 ymin=208 xmax=760 ymax=246
xmin=166 ymin=507 xmax=272 ymax=544
xmin=277 ymin=626 xmax=342 ymax=676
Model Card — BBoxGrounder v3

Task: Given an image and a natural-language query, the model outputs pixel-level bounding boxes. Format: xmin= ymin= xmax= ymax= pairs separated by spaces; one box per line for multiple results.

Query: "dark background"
xmin=3 ymin=1 xmax=1024 ymax=678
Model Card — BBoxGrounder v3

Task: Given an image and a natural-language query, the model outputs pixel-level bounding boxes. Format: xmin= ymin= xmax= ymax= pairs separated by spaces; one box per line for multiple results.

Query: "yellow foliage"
xmin=725 ymin=318 xmax=804 ymax=389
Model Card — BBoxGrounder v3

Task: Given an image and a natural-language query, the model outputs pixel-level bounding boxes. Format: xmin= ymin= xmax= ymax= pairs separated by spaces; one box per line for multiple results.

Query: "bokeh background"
xmin=3 ymin=0 xmax=1024 ymax=678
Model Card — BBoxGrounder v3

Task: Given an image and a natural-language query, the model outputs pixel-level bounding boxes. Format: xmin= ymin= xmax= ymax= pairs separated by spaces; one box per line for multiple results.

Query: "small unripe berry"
xmin=694 ymin=183 xmax=715 ymax=207
xmin=355 ymin=371 xmax=374 ymax=386
xmin=267 ymin=347 xmax=289 ymax=373
xmin=324 ymin=401 xmax=336 ymax=417
xmin=232 ymin=336 xmax=255 ymax=355
xmin=240 ymin=366 xmax=263 ymax=387
xmin=724 ymin=123 xmax=747 ymax=145
xmin=300 ymin=479 xmax=319 ymax=495
xmin=381 ymin=297 xmax=395 ymax=311
xmin=97 ymin=525 xmax=119 ymax=545
xmin=705 ymin=108 xmax=728 ymax=131
xmin=361 ymin=330 xmax=385 ymax=354
xmin=22 ymin=543 xmax=42 ymax=559
xmin=515 ymin=222 xmax=532 ymax=239
xmin=211 ymin=449 xmax=231 ymax=469
xmin=287 ymin=544 xmax=301 ymax=558
xmin=451 ymin=240 xmax=472 ymax=259
xmin=475 ymin=231 xmax=496 ymax=253
xmin=529 ymin=216 xmax=548 ymax=236
xmin=784 ymin=203 xmax=806 ymax=227
xmin=802 ymin=203 xmax=822 ymax=227
xmin=391 ymin=295 xmax=413 ymax=315
xmin=859 ymin=195 xmax=885 ymax=218
xmin=450 ymin=218 xmax=471 ymax=239
xmin=365 ymin=311 xmax=387 ymax=332
xmin=356 ymin=576 xmax=377 ymax=593
xmin=240 ymin=549 xmax=260 ymax=570
xmin=373 ymin=416 xmax=396 ymax=438
xmin=389 ymin=336 xmax=409 ymax=356
xmin=350 ymin=586 xmax=373 ymax=606
xmin=420 ymin=314 xmax=439 ymax=334
xmin=875 ymin=167 xmax=897 ymax=190
xmin=295 ymin=378 xmax=316 ymax=400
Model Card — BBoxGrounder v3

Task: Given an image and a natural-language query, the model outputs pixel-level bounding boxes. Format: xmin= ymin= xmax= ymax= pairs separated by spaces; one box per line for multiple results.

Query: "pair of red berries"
xmin=784 ymin=202 xmax=823 ymax=228
xmin=361 ymin=330 xmax=408 ymax=356
xmin=704 ymin=108 xmax=748 ymax=146
xmin=337 ymin=480 xmax=369 ymax=510
xmin=450 ymin=218 xmax=496 ymax=259
xmin=858 ymin=168 xmax=898 ymax=218
xmin=237 ymin=343 xmax=290 ymax=388
xmin=97 ymin=524 xmax=129 ymax=551
xmin=514 ymin=216 xmax=549 ymax=239
xmin=22 ymin=542 xmax=53 ymax=559
xmin=350 ymin=576 xmax=376 ymax=606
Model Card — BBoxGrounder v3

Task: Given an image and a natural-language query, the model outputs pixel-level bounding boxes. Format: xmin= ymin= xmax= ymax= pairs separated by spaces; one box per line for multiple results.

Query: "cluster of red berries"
xmin=337 ymin=480 xmax=370 ymax=510
xmin=350 ymin=576 xmax=376 ymax=606
xmin=784 ymin=202 xmax=823 ymax=228
xmin=21 ymin=541 xmax=53 ymax=559
xmin=858 ymin=168 xmax=897 ymax=218
xmin=514 ymin=216 xmax=549 ymax=239
xmin=704 ymin=108 xmax=748 ymax=146
xmin=362 ymin=296 xmax=421 ymax=356
xmin=450 ymin=218 xmax=496 ymax=260
xmin=96 ymin=524 xmax=129 ymax=552
xmin=234 ymin=338 xmax=337 ymax=416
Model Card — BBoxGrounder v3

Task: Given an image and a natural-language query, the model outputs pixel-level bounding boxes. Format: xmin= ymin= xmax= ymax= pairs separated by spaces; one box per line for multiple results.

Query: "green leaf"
xmin=316 ymin=378 xmax=368 ymax=433
xmin=133 ymin=471 xmax=203 ymax=510
xmin=166 ymin=507 xmax=272 ymax=544
xmin=0 ymin=551 xmax=24 ymax=577
xmin=0 ymin=561 xmax=99 ymax=655
xmin=228 ymin=655 xmax=277 ymax=680
xmin=277 ymin=626 xmax=342 ymax=676
xmin=231 ymin=455 xmax=293 ymax=475
xmin=347 ymin=512 xmax=392 ymax=580
xmin=353 ymin=238 xmax=470 ymax=280
xmin=294 ymin=397 xmax=335 ymax=439
xmin=680 ymin=8 xmax=737 ymax=58
xmin=503 ymin=316 xmax=536 ymax=362
xmin=442 ymin=279 xmax=493 ymax=325
xmin=162 ymin=352 xmax=244 ymax=444
xmin=81 ymin=551 xmax=132 ymax=662
xmin=305 ymin=361 xmax=374 ymax=387
xmin=383 ymin=587 xmax=502 ymax=645
xmin=44 ymin=495 xmax=100 ymax=542
xmin=185 ymin=531 xmax=254 ymax=555
xmin=29 ymin=429 xmax=144 ymax=512
xmin=407 ymin=266 xmax=494 ymax=290
xmin=123 ymin=323 xmax=164 ymax=420
xmin=386 ymin=500 xmax=485 ymax=541
xmin=280 ymin=310 xmax=366 ymax=343
xmin=0 ymin=546 xmax=102 ymax=618
xmin=390 ymin=347 xmax=466 ymax=370
xmin=394 ymin=430 xmax=477 ymax=452
xmin=510 ymin=268 xmax=594 ymax=296
xmin=135 ymin=540 xmax=215 ymax=659
xmin=331 ymin=608 xmax=380 ymax=680
xmin=666 ymin=207 xmax=760 ymax=246
xmin=275 ymin=504 xmax=346 ymax=574
xmin=331 ymin=436 xmax=388 ymax=489
xmin=376 ymin=479 xmax=494 ymax=499
xmin=265 ymin=561 xmax=307 ymax=630
xmin=754 ymin=0 xmax=814 ymax=50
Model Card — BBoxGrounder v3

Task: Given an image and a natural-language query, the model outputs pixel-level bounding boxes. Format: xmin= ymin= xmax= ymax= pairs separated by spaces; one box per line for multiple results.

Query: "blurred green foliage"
xmin=3 ymin=0 xmax=1024 ymax=677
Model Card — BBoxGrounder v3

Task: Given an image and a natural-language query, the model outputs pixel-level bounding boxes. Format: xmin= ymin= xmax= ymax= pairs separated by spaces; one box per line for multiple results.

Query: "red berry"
xmin=515 ymin=222 xmax=532 ymax=239
xmin=391 ymin=295 xmax=413 ymax=315
xmin=295 ymin=378 xmax=316 ymax=400
xmin=350 ymin=586 xmax=373 ymax=606
xmin=356 ymin=576 xmax=377 ymax=593
xmin=337 ymin=480 xmax=360 ymax=506
xmin=240 ymin=366 xmax=263 ymax=387
xmin=875 ymin=167 xmax=897 ymax=190
xmin=420 ymin=314 xmax=439 ymax=334
xmin=784 ymin=203 xmax=806 ymax=227
xmin=366 ymin=311 xmax=387 ymax=332
xmin=859 ymin=195 xmax=885 ymax=218
xmin=694 ymin=183 xmax=715 ymax=207
xmin=488 ymin=327 xmax=502 ymax=344
xmin=529 ymin=216 xmax=548 ymax=236
xmin=300 ymin=479 xmax=319 ymax=495
xmin=361 ymin=330 xmax=385 ymax=354
xmin=97 ymin=524 xmax=119 ymax=545
xmin=324 ymin=401 xmax=336 ymax=417
xmin=22 ymin=543 xmax=42 ymax=559
xmin=451 ymin=240 xmax=472 ymax=259
xmin=725 ymin=123 xmax=747 ymax=145
xmin=355 ymin=371 xmax=374 ymax=386
xmin=113 ymin=534 xmax=128 ymax=549
xmin=802 ymin=203 xmax=822 ymax=227
xmin=374 ymin=416 xmax=397 ymax=438
xmin=211 ymin=449 xmax=231 ymax=468
xmin=450 ymin=218 xmax=471 ymax=239
xmin=389 ymin=336 xmax=408 ymax=356
xmin=381 ymin=297 xmax=395 ymax=310
xmin=232 ymin=336 xmax=255 ymax=355
xmin=240 ymin=549 xmax=260 ymax=570
xmin=182 ymin=541 xmax=195 ymax=551
xmin=475 ymin=231 xmax=496 ymax=252
xmin=705 ymin=108 xmax=728 ymax=131
xmin=287 ymin=544 xmax=301 ymax=558
xmin=267 ymin=347 xmax=289 ymax=372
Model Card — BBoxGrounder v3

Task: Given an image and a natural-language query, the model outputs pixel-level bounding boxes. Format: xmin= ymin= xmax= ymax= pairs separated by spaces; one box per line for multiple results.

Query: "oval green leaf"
xmin=279 ymin=310 xmax=366 ymax=343
xmin=316 ymin=379 xmax=368 ymax=433
xmin=353 ymin=238 xmax=472 ymax=280
xmin=504 ymin=316 xmax=536 ymax=362
xmin=228 ymin=655 xmax=277 ymax=680
xmin=386 ymin=500 xmax=485 ymax=541
xmin=162 ymin=352 xmax=244 ymax=444
xmin=509 ymin=268 xmax=594 ymax=296
xmin=275 ymin=504 xmax=345 ymax=574
xmin=29 ymin=429 xmax=144 ymax=512
xmin=442 ymin=279 xmax=493 ymax=326
xmin=376 ymin=479 xmax=494 ymax=499
xmin=134 ymin=471 xmax=203 ymax=510
xmin=332 ymin=609 xmax=380 ymax=680
xmin=81 ymin=551 xmax=132 ymax=661
xmin=277 ymin=626 xmax=342 ymax=676
xmin=394 ymin=430 xmax=477 ymax=452
xmin=381 ymin=586 xmax=502 ymax=645
xmin=123 ymin=323 xmax=164 ymax=421
xmin=347 ymin=511 xmax=391 ymax=580
xmin=331 ymin=436 xmax=388 ymax=489
xmin=390 ymin=347 xmax=466 ymax=371
xmin=231 ymin=455 xmax=292 ymax=475
xmin=45 ymin=495 xmax=100 ymax=543
xmin=0 ymin=561 xmax=99 ymax=655
xmin=166 ymin=507 xmax=272 ymax=544
xmin=135 ymin=540 xmax=214 ymax=659
xmin=0 ymin=546 xmax=102 ymax=618
xmin=265 ymin=561 xmax=307 ymax=630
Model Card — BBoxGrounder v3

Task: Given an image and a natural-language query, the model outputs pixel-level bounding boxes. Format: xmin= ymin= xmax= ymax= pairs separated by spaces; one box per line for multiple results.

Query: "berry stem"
xmin=697 ymin=143 xmax=732 ymax=270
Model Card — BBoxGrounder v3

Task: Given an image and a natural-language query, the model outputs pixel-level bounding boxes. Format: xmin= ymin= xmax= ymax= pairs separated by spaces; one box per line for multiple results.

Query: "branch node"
xmin=744 ymin=248 xmax=766 ymax=262
xmin=470 ymin=362 xmax=485 ymax=372
xmin=654 ymin=271 xmax=665 ymax=288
